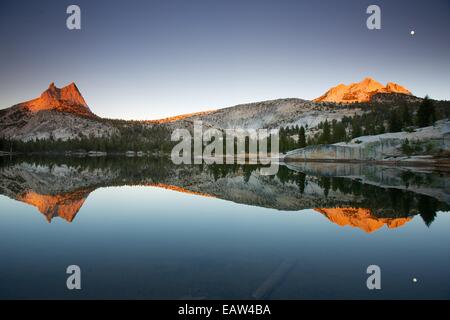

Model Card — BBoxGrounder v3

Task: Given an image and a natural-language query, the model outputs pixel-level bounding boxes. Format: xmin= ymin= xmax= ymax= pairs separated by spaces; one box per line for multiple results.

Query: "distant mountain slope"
xmin=314 ymin=77 xmax=412 ymax=103
xmin=165 ymin=78 xmax=417 ymax=130
xmin=0 ymin=79 xmax=430 ymax=143
xmin=166 ymin=98 xmax=359 ymax=130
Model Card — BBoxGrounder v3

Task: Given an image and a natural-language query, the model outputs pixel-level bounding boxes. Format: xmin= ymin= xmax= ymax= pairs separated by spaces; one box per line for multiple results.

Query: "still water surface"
xmin=0 ymin=157 xmax=449 ymax=299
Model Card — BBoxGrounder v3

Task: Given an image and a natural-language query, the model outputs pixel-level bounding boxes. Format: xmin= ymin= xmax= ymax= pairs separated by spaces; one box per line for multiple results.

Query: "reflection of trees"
xmin=351 ymin=180 xmax=362 ymax=197
xmin=401 ymin=170 xmax=415 ymax=188
xmin=276 ymin=165 xmax=291 ymax=184
xmin=268 ymin=166 xmax=446 ymax=227
xmin=319 ymin=177 xmax=331 ymax=197
xmin=208 ymin=163 xmax=242 ymax=181
xmin=274 ymin=165 xmax=307 ymax=193
xmin=1 ymin=157 xmax=446 ymax=228
xmin=400 ymin=169 xmax=432 ymax=188
xmin=3 ymin=155 xmax=174 ymax=185
xmin=243 ymin=165 xmax=253 ymax=183
xmin=418 ymin=196 xmax=437 ymax=227
xmin=296 ymin=172 xmax=306 ymax=194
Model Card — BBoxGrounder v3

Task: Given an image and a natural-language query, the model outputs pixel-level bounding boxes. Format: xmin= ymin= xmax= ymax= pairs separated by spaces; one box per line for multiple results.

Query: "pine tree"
xmin=351 ymin=120 xmax=362 ymax=139
xmin=389 ymin=110 xmax=402 ymax=132
xmin=298 ymin=126 xmax=306 ymax=148
xmin=319 ymin=120 xmax=331 ymax=144
xmin=416 ymin=95 xmax=436 ymax=128
xmin=333 ymin=122 xmax=347 ymax=143
xmin=377 ymin=123 xmax=386 ymax=135
xmin=401 ymin=103 xmax=412 ymax=127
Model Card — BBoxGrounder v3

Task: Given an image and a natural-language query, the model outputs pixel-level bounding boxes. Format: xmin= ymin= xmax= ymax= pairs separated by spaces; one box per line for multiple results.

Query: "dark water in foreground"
xmin=0 ymin=156 xmax=449 ymax=299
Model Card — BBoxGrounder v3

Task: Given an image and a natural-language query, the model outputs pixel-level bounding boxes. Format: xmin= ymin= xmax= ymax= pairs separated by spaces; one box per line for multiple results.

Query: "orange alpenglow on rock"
xmin=146 ymin=183 xmax=214 ymax=197
xmin=313 ymin=77 xmax=412 ymax=103
xmin=17 ymin=190 xmax=91 ymax=223
xmin=15 ymin=184 xmax=212 ymax=223
xmin=145 ymin=110 xmax=214 ymax=124
xmin=314 ymin=207 xmax=412 ymax=233
xmin=17 ymin=82 xmax=94 ymax=116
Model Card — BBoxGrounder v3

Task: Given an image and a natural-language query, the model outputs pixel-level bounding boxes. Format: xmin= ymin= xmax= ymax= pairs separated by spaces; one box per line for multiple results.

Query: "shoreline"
xmin=282 ymin=157 xmax=450 ymax=171
xmin=3 ymin=151 xmax=450 ymax=170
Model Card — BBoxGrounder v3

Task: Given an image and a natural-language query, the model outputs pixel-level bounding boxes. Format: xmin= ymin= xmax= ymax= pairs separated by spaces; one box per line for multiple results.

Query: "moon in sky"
xmin=410 ymin=30 xmax=415 ymax=36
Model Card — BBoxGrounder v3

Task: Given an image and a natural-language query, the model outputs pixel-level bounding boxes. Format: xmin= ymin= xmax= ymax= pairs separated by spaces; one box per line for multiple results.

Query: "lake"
xmin=0 ymin=156 xmax=449 ymax=299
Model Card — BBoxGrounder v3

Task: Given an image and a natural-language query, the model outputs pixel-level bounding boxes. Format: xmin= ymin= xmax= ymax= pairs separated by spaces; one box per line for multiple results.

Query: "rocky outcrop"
xmin=314 ymin=77 xmax=412 ymax=103
xmin=17 ymin=82 xmax=93 ymax=116
xmin=0 ymin=83 xmax=118 ymax=141
xmin=285 ymin=120 xmax=450 ymax=161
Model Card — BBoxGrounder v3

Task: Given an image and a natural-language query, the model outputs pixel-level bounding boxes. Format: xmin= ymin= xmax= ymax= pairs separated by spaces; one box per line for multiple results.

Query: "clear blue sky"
xmin=0 ymin=0 xmax=449 ymax=119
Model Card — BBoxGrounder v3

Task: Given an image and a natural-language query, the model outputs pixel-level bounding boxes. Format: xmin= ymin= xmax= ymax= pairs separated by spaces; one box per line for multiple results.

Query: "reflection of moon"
xmin=410 ymin=30 xmax=415 ymax=35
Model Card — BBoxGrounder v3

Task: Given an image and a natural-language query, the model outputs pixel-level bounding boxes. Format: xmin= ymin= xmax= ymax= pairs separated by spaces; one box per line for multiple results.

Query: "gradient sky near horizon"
xmin=0 ymin=0 xmax=449 ymax=120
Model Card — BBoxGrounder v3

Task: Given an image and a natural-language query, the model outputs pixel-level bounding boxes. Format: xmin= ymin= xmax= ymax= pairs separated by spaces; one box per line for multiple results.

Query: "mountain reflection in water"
xmin=1 ymin=156 xmax=448 ymax=233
